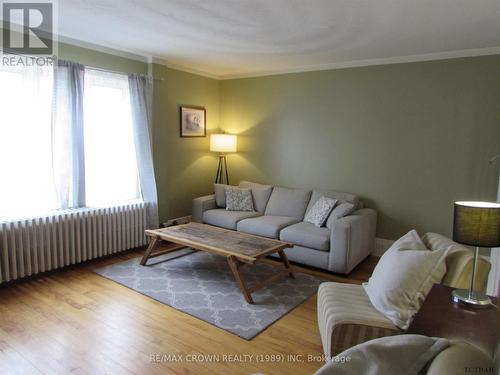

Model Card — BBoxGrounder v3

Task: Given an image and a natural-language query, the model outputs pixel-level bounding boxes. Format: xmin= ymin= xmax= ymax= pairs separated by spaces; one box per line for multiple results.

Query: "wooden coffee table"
xmin=141 ymin=222 xmax=294 ymax=304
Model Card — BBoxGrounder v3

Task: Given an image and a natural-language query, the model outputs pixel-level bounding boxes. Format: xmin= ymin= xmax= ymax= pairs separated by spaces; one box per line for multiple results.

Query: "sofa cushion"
xmin=264 ymin=187 xmax=312 ymax=220
xmin=326 ymin=202 xmax=356 ymax=229
xmin=306 ymin=189 xmax=359 ymax=214
xmin=317 ymin=282 xmax=399 ymax=358
xmin=214 ymin=183 xmax=230 ymax=207
xmin=280 ymin=222 xmax=330 ymax=251
xmin=203 ymin=209 xmax=260 ymax=230
xmin=239 ymin=181 xmax=274 ymax=214
xmin=363 ymin=230 xmax=448 ymax=329
xmin=237 ymin=215 xmax=299 ymax=239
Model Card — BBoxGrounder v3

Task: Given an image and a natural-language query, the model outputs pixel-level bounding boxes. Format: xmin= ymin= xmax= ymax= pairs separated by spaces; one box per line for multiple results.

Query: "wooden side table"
xmin=407 ymin=284 xmax=498 ymax=357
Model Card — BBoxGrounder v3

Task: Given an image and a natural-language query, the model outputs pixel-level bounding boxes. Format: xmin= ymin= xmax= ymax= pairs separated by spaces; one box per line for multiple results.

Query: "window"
xmin=0 ymin=65 xmax=141 ymax=218
xmin=83 ymin=69 xmax=140 ymax=207
xmin=0 ymin=65 xmax=57 ymax=217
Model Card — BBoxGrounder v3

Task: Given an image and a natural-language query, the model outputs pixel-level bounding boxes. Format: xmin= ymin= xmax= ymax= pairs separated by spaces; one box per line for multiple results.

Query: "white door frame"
xmin=486 ymin=173 xmax=500 ymax=297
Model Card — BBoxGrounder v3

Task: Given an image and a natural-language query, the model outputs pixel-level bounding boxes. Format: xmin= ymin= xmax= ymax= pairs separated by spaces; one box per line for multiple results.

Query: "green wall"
xmin=51 ymin=41 xmax=500 ymax=240
xmin=58 ymin=42 xmax=148 ymax=74
xmin=220 ymin=56 xmax=500 ymax=239
xmin=151 ymin=64 xmax=220 ymax=222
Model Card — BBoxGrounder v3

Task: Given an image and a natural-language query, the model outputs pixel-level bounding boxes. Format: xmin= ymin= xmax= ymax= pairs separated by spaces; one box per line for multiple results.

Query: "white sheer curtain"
xmin=52 ymin=60 xmax=85 ymax=209
xmin=0 ymin=62 xmax=155 ymax=223
xmin=83 ymin=69 xmax=141 ymax=207
xmin=128 ymin=74 xmax=159 ymax=229
xmin=0 ymin=64 xmax=57 ymax=218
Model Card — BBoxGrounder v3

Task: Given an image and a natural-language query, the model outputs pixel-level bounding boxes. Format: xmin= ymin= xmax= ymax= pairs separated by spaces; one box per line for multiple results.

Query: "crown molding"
xmin=57 ymin=34 xmax=151 ymax=63
xmin=150 ymin=57 xmax=220 ymax=79
xmin=53 ymin=34 xmax=500 ymax=81
xmin=217 ymin=46 xmax=500 ymax=80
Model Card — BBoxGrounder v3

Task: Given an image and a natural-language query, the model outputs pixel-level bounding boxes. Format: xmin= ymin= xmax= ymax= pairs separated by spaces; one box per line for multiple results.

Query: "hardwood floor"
xmin=0 ymin=248 xmax=377 ymax=375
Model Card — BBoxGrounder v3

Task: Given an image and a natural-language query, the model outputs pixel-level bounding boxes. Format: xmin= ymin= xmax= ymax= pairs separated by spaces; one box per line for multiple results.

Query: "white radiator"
xmin=0 ymin=202 xmax=147 ymax=283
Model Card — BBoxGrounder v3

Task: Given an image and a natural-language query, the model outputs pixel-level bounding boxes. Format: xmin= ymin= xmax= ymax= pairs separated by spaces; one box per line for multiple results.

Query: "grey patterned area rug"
xmin=94 ymin=249 xmax=323 ymax=339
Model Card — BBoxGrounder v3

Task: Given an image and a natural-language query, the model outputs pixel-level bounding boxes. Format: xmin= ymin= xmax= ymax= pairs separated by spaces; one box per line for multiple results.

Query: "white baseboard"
xmin=163 ymin=215 xmax=191 ymax=227
xmin=373 ymin=238 xmax=395 ymax=257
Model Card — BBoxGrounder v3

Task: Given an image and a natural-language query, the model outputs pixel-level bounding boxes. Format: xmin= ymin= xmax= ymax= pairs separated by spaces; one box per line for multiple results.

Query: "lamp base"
xmin=451 ymin=288 xmax=491 ymax=308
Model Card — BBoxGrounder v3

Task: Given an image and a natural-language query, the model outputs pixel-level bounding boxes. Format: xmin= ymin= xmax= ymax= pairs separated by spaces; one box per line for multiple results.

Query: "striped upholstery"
xmin=330 ymin=324 xmax=399 ymax=357
xmin=317 ymin=282 xmax=400 ymax=358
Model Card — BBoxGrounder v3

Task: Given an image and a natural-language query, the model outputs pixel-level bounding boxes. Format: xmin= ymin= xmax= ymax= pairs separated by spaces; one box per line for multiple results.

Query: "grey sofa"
xmin=192 ymin=181 xmax=377 ymax=274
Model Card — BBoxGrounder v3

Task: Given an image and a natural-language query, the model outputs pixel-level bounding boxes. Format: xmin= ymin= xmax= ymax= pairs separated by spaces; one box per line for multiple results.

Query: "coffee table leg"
xmin=278 ymin=249 xmax=295 ymax=279
xmin=227 ymin=255 xmax=254 ymax=304
xmin=140 ymin=238 xmax=158 ymax=266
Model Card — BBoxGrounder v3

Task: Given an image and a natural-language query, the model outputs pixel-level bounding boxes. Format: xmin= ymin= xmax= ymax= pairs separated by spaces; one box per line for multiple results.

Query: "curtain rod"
xmin=3 ymin=52 xmax=164 ymax=81
xmin=86 ymin=65 xmax=164 ymax=82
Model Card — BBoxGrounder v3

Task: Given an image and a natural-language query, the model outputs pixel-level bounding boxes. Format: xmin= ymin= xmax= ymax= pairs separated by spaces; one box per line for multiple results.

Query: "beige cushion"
xmin=363 ymin=230 xmax=448 ymax=329
xmin=317 ymin=282 xmax=399 ymax=358
xmin=422 ymin=232 xmax=491 ymax=292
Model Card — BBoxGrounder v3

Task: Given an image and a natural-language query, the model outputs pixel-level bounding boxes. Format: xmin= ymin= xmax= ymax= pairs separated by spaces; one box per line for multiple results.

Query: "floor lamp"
xmin=452 ymin=201 xmax=500 ymax=307
xmin=210 ymin=134 xmax=237 ymax=184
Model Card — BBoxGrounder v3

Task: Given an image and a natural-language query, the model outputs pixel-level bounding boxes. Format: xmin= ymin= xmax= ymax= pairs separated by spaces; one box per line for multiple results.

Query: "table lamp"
xmin=452 ymin=201 xmax=500 ymax=307
xmin=210 ymin=134 xmax=237 ymax=184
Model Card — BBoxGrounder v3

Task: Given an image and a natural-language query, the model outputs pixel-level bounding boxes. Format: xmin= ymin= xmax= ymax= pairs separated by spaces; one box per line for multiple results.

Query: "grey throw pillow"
xmin=225 ymin=186 xmax=255 ymax=212
xmin=326 ymin=202 xmax=356 ymax=229
xmin=304 ymin=196 xmax=337 ymax=227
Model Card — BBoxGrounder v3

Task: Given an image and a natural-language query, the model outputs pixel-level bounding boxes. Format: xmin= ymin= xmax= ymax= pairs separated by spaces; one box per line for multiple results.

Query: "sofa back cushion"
xmin=239 ymin=181 xmax=274 ymax=214
xmin=326 ymin=202 xmax=356 ymax=229
xmin=214 ymin=183 xmax=229 ymax=207
xmin=422 ymin=232 xmax=491 ymax=292
xmin=264 ymin=187 xmax=312 ymax=220
xmin=306 ymin=189 xmax=359 ymax=214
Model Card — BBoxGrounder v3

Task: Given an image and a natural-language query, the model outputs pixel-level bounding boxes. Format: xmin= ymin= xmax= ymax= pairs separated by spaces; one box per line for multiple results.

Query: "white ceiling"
xmin=55 ymin=0 xmax=500 ymax=79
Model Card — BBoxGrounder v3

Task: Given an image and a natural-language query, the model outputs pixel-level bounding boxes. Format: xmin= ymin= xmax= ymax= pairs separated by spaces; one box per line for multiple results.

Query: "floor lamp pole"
xmin=215 ymin=154 xmax=229 ymax=184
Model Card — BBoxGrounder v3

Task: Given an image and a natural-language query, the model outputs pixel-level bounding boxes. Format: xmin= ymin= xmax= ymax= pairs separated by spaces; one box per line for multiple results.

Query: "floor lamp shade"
xmin=210 ymin=134 xmax=237 ymax=184
xmin=453 ymin=201 xmax=500 ymax=248
xmin=451 ymin=201 xmax=500 ymax=307
xmin=210 ymin=134 xmax=237 ymax=153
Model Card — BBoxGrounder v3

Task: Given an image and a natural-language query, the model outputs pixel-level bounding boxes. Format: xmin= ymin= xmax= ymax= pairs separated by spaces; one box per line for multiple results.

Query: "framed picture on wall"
xmin=180 ymin=106 xmax=206 ymax=137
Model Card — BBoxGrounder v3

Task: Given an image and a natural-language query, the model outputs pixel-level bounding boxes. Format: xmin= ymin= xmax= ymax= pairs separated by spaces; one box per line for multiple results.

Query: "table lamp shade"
xmin=210 ymin=134 xmax=237 ymax=153
xmin=453 ymin=201 xmax=500 ymax=247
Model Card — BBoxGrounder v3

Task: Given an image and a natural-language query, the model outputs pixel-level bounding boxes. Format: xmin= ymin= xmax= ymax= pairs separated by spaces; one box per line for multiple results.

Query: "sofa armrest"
xmin=192 ymin=194 xmax=216 ymax=223
xmin=317 ymin=282 xmax=399 ymax=359
xmin=329 ymin=208 xmax=377 ymax=274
